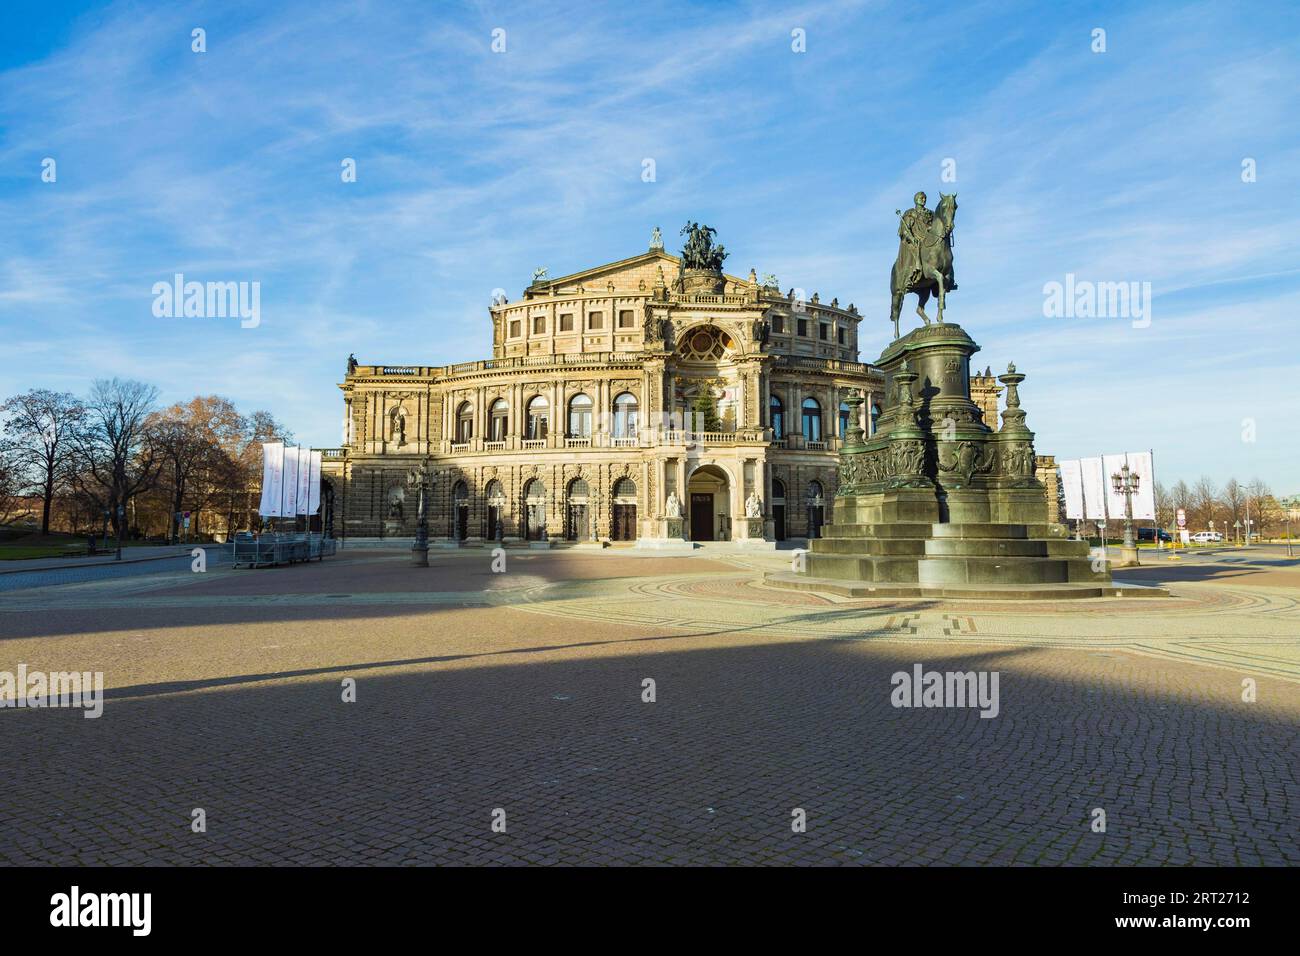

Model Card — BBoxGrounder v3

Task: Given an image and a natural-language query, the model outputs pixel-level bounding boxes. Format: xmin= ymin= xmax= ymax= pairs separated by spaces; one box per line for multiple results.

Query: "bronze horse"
xmin=889 ymin=193 xmax=958 ymax=338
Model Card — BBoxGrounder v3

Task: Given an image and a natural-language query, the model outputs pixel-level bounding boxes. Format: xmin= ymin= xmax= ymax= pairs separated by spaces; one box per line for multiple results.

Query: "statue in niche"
xmin=665 ymin=491 xmax=683 ymax=519
xmin=745 ymin=492 xmax=763 ymax=518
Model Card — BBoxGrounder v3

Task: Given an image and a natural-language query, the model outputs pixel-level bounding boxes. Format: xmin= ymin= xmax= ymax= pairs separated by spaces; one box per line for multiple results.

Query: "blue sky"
xmin=1 ymin=0 xmax=1297 ymax=492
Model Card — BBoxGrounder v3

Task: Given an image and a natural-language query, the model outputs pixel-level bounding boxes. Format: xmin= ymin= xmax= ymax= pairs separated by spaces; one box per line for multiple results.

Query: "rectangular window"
xmin=819 ymin=323 xmax=828 ymax=340
xmin=772 ymin=315 xmax=784 ymax=334
xmin=509 ymin=320 xmax=521 ymax=338
xmin=797 ymin=318 xmax=807 ymax=337
xmin=532 ymin=315 xmax=545 ymax=334
xmin=559 ymin=313 xmax=574 ymax=332
xmin=587 ymin=311 xmax=603 ymax=330
xmin=837 ymin=327 xmax=845 ymax=345
xmin=618 ymin=310 xmax=634 ymax=328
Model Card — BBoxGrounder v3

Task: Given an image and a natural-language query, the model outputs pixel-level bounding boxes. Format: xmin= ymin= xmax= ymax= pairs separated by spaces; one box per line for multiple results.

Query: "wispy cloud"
xmin=0 ymin=0 xmax=1297 ymax=489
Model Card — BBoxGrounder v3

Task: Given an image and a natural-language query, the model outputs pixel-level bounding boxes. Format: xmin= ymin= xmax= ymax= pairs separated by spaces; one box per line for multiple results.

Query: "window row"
xmin=769 ymin=315 xmax=849 ymax=344
xmin=507 ymin=310 xmax=638 ymax=338
xmin=767 ymin=396 xmax=879 ymax=440
xmin=456 ymin=392 xmax=639 ymax=442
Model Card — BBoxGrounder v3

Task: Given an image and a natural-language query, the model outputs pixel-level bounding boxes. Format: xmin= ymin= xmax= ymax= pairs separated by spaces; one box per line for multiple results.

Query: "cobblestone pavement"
xmin=1 ymin=547 xmax=1296 ymax=866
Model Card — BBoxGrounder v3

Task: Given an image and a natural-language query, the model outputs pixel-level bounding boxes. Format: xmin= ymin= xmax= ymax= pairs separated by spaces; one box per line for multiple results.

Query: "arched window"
xmin=769 ymin=395 xmax=785 ymax=439
xmin=523 ymin=478 xmax=546 ymax=500
xmin=870 ymin=403 xmax=882 ymax=435
xmin=612 ymin=477 xmax=637 ymax=499
xmin=807 ymin=480 xmax=824 ymax=500
xmin=839 ymin=401 xmax=851 ymax=439
xmin=489 ymin=399 xmax=508 ymax=441
xmin=802 ymin=397 xmax=822 ymax=442
xmin=568 ymin=478 xmax=590 ymax=500
xmin=568 ymin=393 xmax=593 ymax=438
xmin=453 ymin=480 xmax=469 ymax=501
xmin=613 ymin=392 xmax=639 ymax=438
xmin=455 ymin=401 xmax=473 ymax=443
xmin=772 ymin=479 xmax=786 ymax=500
xmin=526 ymin=396 xmax=549 ymax=440
xmin=485 ymin=479 xmax=505 ymax=504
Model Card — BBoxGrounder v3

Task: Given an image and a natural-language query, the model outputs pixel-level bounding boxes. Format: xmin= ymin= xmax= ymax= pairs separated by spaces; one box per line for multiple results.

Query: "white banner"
xmin=1080 ymin=457 xmax=1107 ymax=520
xmin=1059 ymin=460 xmax=1084 ymax=520
xmin=307 ymin=451 xmax=323 ymax=515
xmin=258 ymin=442 xmax=284 ymax=517
xmin=282 ymin=445 xmax=300 ymax=518
xmin=1126 ymin=450 xmax=1156 ymax=520
xmin=1103 ymin=454 xmax=1129 ymax=520
xmin=296 ymin=445 xmax=312 ymax=516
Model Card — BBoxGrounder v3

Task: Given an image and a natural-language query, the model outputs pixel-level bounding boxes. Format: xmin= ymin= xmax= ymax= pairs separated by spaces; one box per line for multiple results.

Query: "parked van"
xmin=1189 ymin=531 xmax=1223 ymax=543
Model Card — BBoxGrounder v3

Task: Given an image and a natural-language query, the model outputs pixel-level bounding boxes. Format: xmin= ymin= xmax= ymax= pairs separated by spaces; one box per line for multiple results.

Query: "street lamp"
xmin=1283 ymin=496 xmax=1300 ymax=558
xmin=407 ymin=461 xmax=432 ymax=567
xmin=1110 ymin=464 xmax=1140 ymax=566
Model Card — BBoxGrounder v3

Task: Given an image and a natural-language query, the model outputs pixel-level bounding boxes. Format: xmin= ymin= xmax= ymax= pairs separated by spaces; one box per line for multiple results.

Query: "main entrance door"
xmin=686 ymin=464 xmax=731 ymax=542
xmin=690 ymin=493 xmax=714 ymax=541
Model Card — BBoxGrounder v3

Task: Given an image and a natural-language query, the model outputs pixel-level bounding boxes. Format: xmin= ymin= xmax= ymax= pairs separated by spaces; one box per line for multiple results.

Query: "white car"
xmin=1189 ymin=531 xmax=1223 ymax=543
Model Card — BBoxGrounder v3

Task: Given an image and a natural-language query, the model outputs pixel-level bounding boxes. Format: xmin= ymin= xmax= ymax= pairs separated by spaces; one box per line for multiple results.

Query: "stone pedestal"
xmin=766 ymin=323 xmax=1163 ymax=599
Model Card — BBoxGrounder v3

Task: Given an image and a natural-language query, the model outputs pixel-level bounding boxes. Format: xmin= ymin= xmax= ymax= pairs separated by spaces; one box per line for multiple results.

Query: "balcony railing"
xmin=484 ymin=440 xmax=506 ymax=451
xmin=564 ymin=437 xmax=592 ymax=448
xmin=522 ymin=439 xmax=546 ymax=449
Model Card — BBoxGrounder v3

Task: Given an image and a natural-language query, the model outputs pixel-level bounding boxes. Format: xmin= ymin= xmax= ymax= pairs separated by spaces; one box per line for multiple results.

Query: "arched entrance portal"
xmin=523 ymin=478 xmax=547 ymax=540
xmin=687 ymin=464 xmax=731 ymax=542
xmin=453 ymin=481 xmax=469 ymax=541
xmin=611 ymin=477 xmax=637 ymax=541
xmin=566 ymin=478 xmax=590 ymax=541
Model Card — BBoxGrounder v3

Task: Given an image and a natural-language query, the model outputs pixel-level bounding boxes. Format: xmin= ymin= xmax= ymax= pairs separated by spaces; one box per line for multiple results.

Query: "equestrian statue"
xmin=888 ymin=191 xmax=958 ymax=339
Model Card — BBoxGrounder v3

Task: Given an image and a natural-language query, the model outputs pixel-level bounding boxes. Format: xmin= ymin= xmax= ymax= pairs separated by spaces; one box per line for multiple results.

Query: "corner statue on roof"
xmin=889 ymin=190 xmax=958 ymax=339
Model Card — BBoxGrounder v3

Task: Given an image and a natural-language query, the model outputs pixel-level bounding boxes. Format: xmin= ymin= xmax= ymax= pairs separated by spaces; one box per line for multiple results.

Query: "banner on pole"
xmin=257 ymin=442 xmax=284 ymax=518
xmin=1059 ymin=460 xmax=1084 ymax=520
xmin=1080 ymin=457 xmax=1107 ymax=520
xmin=282 ymin=446 xmax=300 ymax=518
xmin=307 ymin=451 xmax=323 ymax=515
xmin=1126 ymin=450 xmax=1156 ymax=520
xmin=296 ymin=445 xmax=312 ymax=516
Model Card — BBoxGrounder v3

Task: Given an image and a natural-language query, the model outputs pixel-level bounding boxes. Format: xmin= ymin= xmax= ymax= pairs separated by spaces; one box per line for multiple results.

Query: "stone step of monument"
xmin=805 ymin=552 xmax=1107 ymax=586
xmin=810 ymin=537 xmax=1091 ymax=559
xmin=813 ymin=522 xmax=936 ymax=539
xmin=810 ymin=537 xmax=927 ymax=556
xmin=763 ymin=571 xmax=1167 ymax=601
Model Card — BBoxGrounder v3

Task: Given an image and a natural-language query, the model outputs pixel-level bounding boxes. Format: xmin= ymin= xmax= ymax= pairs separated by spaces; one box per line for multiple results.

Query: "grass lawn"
xmin=0 ymin=545 xmax=83 ymax=560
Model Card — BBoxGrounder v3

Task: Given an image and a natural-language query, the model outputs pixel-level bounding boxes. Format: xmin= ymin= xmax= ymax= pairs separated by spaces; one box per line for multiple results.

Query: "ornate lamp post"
xmin=407 ymin=461 xmax=432 ymax=567
xmin=1110 ymin=463 xmax=1140 ymax=566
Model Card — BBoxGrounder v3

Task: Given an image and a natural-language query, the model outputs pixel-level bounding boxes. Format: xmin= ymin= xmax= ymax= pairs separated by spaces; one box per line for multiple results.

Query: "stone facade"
xmin=320 ymin=234 xmax=1054 ymax=544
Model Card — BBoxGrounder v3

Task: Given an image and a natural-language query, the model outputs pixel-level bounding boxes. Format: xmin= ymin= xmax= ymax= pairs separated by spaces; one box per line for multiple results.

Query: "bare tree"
xmin=1222 ymin=478 xmax=1245 ymax=533
xmin=1190 ymin=476 xmax=1219 ymax=531
xmin=1245 ymin=478 xmax=1271 ymax=540
xmin=0 ymin=439 xmax=23 ymax=525
xmin=71 ymin=379 xmax=162 ymax=538
xmin=1 ymin=389 xmax=84 ymax=534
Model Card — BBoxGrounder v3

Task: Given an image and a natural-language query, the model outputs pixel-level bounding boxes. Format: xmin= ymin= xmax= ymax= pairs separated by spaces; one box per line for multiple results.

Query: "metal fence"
xmin=231 ymin=532 xmax=337 ymax=568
